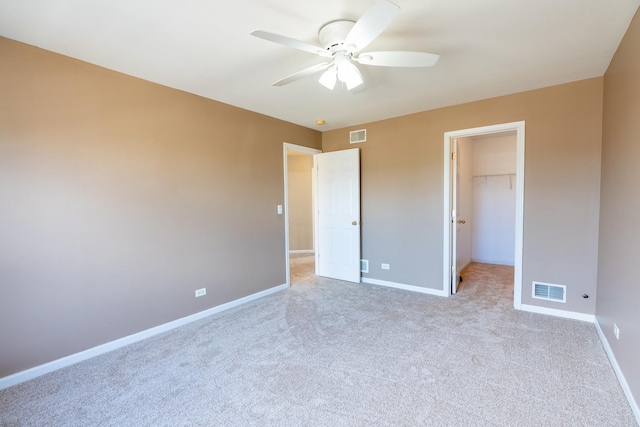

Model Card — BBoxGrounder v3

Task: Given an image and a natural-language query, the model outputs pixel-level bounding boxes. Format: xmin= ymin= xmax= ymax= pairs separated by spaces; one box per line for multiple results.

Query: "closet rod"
xmin=472 ymin=173 xmax=516 ymax=178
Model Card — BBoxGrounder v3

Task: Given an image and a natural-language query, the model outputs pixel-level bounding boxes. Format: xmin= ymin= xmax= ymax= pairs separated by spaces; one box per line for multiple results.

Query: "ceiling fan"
xmin=250 ymin=0 xmax=439 ymax=92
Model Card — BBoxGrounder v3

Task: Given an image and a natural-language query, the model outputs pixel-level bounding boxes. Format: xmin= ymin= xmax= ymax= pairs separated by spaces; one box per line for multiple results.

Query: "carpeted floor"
xmin=289 ymin=252 xmax=316 ymax=285
xmin=1 ymin=260 xmax=636 ymax=426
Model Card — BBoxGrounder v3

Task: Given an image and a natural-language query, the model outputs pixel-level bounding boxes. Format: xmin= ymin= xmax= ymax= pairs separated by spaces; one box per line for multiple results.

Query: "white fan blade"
xmin=273 ymin=63 xmax=332 ymax=86
xmin=251 ymin=30 xmax=331 ymax=57
xmin=355 ymin=51 xmax=439 ymax=67
xmin=344 ymin=0 xmax=400 ymax=53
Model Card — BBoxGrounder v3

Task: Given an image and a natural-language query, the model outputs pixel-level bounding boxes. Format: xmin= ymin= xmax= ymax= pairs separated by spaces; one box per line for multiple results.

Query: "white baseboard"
xmin=289 ymin=250 xmax=314 ymax=254
xmin=0 ymin=283 xmax=288 ymax=391
xmin=519 ymin=303 xmax=595 ymax=322
xmin=595 ymin=319 xmax=640 ymax=424
xmin=362 ymin=277 xmax=448 ymax=297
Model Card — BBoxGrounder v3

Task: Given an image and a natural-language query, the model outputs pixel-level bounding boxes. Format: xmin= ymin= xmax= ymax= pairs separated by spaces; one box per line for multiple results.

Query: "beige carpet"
xmin=289 ymin=253 xmax=315 ymax=284
xmin=1 ymin=261 xmax=636 ymax=426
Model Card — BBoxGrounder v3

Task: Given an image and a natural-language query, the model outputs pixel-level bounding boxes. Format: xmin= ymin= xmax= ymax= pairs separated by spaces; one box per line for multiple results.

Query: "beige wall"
xmin=287 ymin=155 xmax=314 ymax=251
xmin=598 ymin=8 xmax=640 ymax=408
xmin=322 ymin=78 xmax=603 ymax=313
xmin=472 ymin=133 xmax=517 ymax=176
xmin=0 ymin=37 xmax=321 ymax=377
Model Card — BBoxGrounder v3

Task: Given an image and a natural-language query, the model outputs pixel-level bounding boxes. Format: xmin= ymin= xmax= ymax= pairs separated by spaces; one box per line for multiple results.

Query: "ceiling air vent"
xmin=350 ymin=129 xmax=367 ymax=144
xmin=532 ymin=282 xmax=566 ymax=303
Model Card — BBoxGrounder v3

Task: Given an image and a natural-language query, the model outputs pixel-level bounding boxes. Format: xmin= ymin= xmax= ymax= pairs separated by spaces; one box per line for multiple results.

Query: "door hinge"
xmin=452 ymin=152 xmax=457 ymax=160
xmin=451 ymin=265 xmax=456 ymax=274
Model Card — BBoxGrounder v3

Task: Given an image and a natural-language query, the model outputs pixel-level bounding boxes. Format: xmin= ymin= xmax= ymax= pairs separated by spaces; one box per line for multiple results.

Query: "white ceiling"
xmin=1 ymin=0 xmax=638 ymax=131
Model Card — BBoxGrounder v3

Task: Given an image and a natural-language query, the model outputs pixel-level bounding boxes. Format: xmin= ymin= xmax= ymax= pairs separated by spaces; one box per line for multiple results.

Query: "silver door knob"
xmin=458 ymin=219 xmax=466 ymax=224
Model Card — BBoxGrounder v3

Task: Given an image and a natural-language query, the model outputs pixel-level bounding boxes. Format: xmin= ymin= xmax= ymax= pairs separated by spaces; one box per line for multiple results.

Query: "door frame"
xmin=283 ymin=143 xmax=322 ymax=286
xmin=442 ymin=121 xmax=525 ymax=309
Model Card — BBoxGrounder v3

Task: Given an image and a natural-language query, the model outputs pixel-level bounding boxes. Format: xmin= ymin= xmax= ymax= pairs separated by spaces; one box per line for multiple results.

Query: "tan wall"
xmin=322 ymin=78 xmax=603 ymax=313
xmin=472 ymin=133 xmax=517 ymax=176
xmin=0 ymin=37 xmax=321 ymax=377
xmin=287 ymin=155 xmax=314 ymax=251
xmin=598 ymin=9 xmax=640 ymax=406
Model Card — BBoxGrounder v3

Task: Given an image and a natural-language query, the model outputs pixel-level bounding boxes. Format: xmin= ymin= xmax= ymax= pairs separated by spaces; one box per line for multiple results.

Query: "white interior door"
xmin=315 ymin=148 xmax=361 ymax=283
xmin=451 ymin=139 xmax=459 ymax=294
xmin=455 ymin=138 xmax=473 ymax=286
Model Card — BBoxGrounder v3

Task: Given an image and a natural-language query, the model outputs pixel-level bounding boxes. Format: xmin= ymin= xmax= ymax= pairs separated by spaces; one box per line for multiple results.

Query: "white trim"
xmin=0 ymin=283 xmax=288 ymax=391
xmin=283 ymin=143 xmax=322 ymax=286
xmin=443 ymin=121 xmax=525 ymax=310
xmin=595 ymin=319 xmax=640 ymax=424
xmin=311 ymin=164 xmax=317 ymax=252
xmin=289 ymin=249 xmax=314 ymax=254
xmin=519 ymin=303 xmax=595 ymax=322
xmin=314 ymin=155 xmax=319 ymax=275
xmin=362 ymin=277 xmax=448 ymax=297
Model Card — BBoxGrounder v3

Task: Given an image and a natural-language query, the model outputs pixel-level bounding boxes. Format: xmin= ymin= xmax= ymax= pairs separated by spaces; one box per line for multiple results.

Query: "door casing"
xmin=442 ymin=121 xmax=525 ymax=308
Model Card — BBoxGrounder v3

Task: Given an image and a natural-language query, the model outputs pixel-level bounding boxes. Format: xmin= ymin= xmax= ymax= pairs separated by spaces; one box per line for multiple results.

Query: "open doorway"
xmin=283 ymin=143 xmax=321 ymax=286
xmin=456 ymin=132 xmax=517 ymax=290
xmin=443 ymin=122 xmax=525 ymax=309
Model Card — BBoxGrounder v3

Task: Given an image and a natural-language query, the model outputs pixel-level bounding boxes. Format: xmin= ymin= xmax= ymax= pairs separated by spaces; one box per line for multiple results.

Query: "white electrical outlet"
xmin=614 ymin=323 xmax=620 ymax=340
xmin=381 ymin=263 xmax=390 ymax=270
xmin=195 ymin=288 xmax=206 ymax=298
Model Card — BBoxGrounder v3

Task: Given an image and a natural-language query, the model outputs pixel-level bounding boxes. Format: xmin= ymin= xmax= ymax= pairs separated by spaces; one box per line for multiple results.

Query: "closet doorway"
xmin=443 ymin=122 xmax=525 ymax=309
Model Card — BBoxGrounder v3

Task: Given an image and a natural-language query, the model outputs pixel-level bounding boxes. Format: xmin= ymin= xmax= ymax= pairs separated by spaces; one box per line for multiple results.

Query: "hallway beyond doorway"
xmin=289 ymin=253 xmax=315 ymax=285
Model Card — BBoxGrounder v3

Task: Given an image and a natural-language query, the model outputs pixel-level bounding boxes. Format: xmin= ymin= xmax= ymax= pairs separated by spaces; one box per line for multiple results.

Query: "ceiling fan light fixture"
xmin=345 ymin=70 xmax=364 ymax=90
xmin=319 ymin=66 xmax=337 ymax=90
xmin=251 ymin=0 xmax=440 ymax=93
xmin=337 ymin=61 xmax=364 ymax=90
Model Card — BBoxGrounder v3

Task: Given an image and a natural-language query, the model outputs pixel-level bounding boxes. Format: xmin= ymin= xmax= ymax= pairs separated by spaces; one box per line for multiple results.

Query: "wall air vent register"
xmin=350 ymin=129 xmax=367 ymax=144
xmin=532 ymin=282 xmax=566 ymax=303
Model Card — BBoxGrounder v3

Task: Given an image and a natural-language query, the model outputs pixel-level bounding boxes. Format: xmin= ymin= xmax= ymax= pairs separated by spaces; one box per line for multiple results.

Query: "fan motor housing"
xmin=318 ymin=20 xmax=355 ymax=51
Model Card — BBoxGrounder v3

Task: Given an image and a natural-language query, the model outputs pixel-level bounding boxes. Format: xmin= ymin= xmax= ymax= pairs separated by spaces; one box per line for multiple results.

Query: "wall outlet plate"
xmin=381 ymin=263 xmax=390 ymax=270
xmin=195 ymin=288 xmax=206 ymax=298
